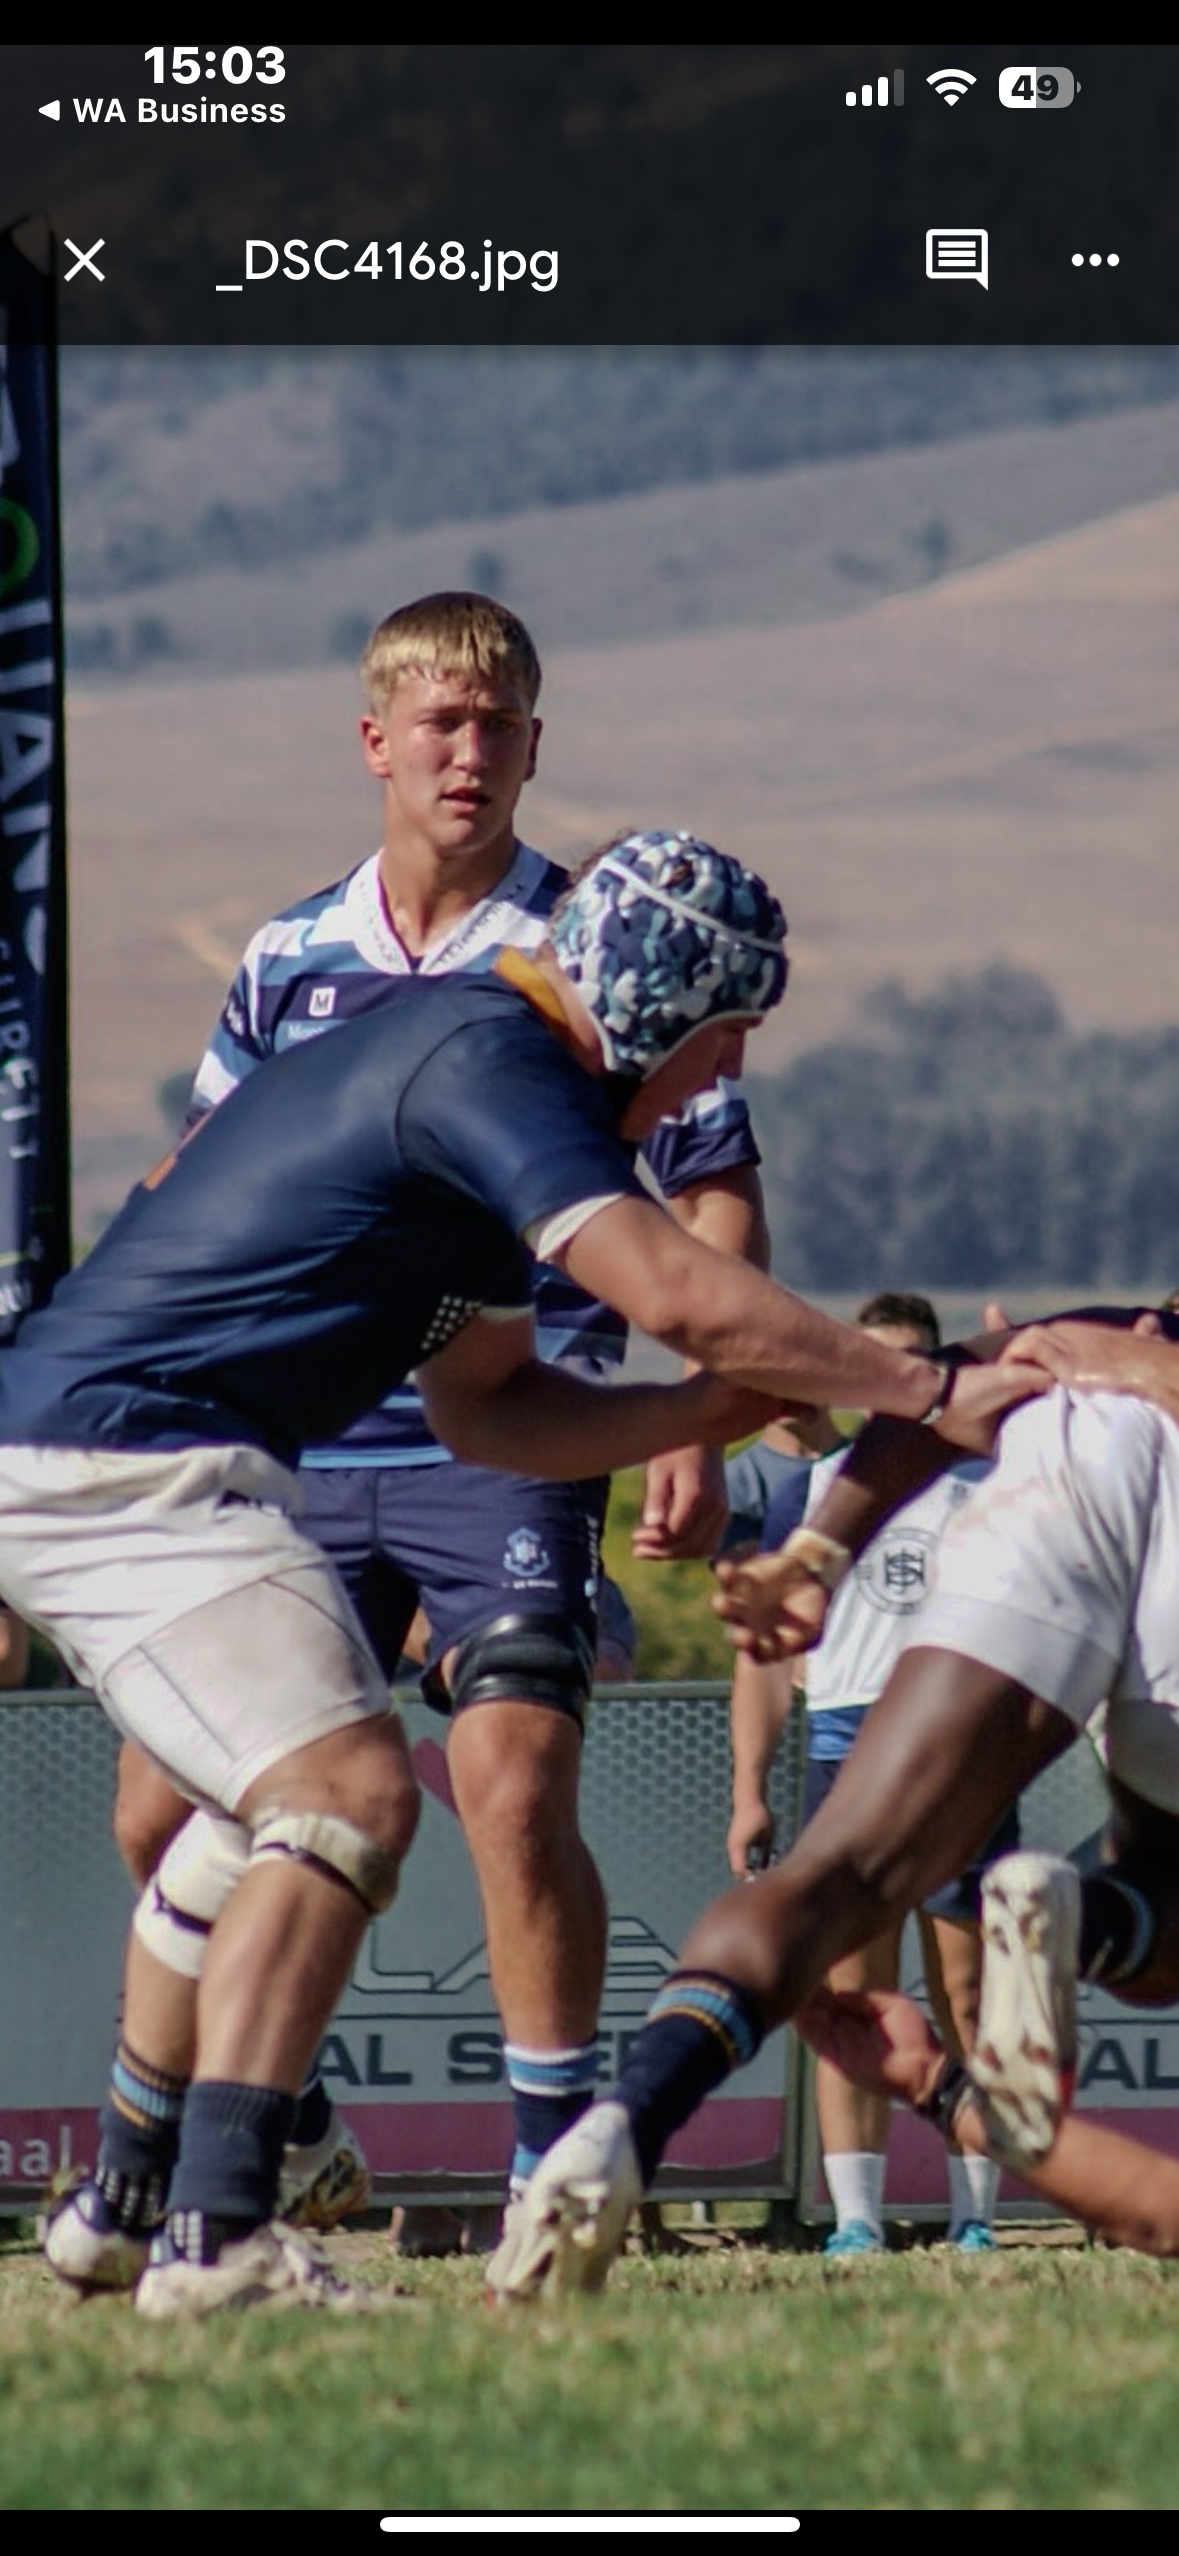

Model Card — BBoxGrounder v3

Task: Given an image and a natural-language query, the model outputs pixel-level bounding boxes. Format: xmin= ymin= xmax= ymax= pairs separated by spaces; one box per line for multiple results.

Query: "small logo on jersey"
xmin=858 ymin=1524 xmax=938 ymax=1614
xmin=308 ymin=986 xmax=336 ymax=1018
xmin=503 ymin=1527 xmax=552 ymax=1581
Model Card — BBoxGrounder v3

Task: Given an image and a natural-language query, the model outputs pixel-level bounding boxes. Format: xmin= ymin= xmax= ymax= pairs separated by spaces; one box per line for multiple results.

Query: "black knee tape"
xmin=447 ymin=1612 xmax=593 ymax=1725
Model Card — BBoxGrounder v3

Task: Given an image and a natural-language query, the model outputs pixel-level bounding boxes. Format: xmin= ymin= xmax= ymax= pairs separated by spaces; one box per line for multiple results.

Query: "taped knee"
xmin=448 ymin=1611 xmax=593 ymax=1724
xmin=132 ymin=1809 xmax=250 ymax=1980
xmin=249 ymin=1807 xmax=400 ymax=1914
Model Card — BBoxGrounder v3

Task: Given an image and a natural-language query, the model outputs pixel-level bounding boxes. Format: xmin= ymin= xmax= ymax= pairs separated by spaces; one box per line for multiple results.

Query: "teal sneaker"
xmin=951 ymin=2219 xmax=997 ymax=2253
xmin=823 ymin=2218 xmax=885 ymax=2255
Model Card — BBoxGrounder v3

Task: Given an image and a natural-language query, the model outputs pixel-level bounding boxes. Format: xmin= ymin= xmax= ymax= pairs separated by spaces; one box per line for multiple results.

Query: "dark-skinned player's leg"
xmin=486 ymin=1650 xmax=1075 ymax=2302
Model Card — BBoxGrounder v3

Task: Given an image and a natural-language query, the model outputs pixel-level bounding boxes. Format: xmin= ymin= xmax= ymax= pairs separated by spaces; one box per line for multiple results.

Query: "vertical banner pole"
xmin=0 ymin=216 xmax=70 ymax=1336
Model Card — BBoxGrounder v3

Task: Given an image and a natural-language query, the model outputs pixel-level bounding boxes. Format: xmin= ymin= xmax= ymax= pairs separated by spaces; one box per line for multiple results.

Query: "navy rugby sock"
xmin=504 ymin=2039 xmax=600 ymax=2194
xmin=289 ymin=2068 xmax=333 ymax=2147
xmin=94 ymin=2038 xmax=187 ymax=2229
xmin=165 ymin=2080 xmax=297 ymax=2261
xmin=606 ymin=1971 xmax=764 ymax=2188
xmin=1079 ymin=1874 xmax=1157 ymax=1984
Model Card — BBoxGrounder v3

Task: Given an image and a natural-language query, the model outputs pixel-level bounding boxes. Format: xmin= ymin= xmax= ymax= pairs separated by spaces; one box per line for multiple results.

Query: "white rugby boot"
xmin=42 ymin=2175 xmax=155 ymax=2294
xmin=135 ymin=2220 xmax=380 ymax=2322
xmin=484 ymin=2102 xmax=642 ymax=2304
xmin=972 ymin=1851 xmax=1081 ymax=2166
xmin=276 ymin=2108 xmax=371 ymax=2231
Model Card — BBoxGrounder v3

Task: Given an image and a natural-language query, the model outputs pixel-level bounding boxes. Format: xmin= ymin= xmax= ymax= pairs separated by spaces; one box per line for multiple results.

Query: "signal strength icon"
xmin=845 ymin=70 xmax=904 ymax=106
xmin=927 ymin=68 xmax=976 ymax=104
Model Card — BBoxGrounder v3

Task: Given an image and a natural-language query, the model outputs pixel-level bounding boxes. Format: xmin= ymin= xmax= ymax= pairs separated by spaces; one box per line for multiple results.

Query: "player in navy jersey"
xmin=24 ymin=824 xmax=1029 ymax=2319
xmin=108 ymin=590 xmax=772 ymax=2257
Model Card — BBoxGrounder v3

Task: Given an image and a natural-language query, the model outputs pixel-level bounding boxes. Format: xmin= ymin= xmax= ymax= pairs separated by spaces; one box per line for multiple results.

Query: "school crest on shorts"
xmin=503 ymin=1526 xmax=552 ymax=1581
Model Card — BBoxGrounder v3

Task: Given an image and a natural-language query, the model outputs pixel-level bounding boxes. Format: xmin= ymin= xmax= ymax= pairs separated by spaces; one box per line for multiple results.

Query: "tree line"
xmin=748 ymin=965 xmax=1179 ymax=1294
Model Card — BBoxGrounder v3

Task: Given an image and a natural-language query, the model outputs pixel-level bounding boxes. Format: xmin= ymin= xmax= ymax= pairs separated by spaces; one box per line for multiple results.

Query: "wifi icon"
xmin=927 ymin=67 xmax=976 ymax=104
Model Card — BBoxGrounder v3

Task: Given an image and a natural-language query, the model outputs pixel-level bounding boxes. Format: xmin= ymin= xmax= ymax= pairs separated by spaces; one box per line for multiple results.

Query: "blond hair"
xmin=361 ymin=591 xmax=541 ymax=716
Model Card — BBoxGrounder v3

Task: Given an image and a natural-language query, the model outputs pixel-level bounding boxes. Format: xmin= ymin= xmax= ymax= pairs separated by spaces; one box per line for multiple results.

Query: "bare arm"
xmin=417 ymin=1308 xmax=776 ymax=1480
xmin=798 ymin=1986 xmax=1179 ymax=2258
xmin=1002 ymin=1316 xmax=1179 ymax=1421
xmin=636 ymin=1166 xmax=770 ymax=1562
xmin=812 ymin=1307 xmax=1178 ymax=1556
xmin=560 ymin=1195 xmax=1003 ymax=1424
xmin=709 ymin=1319 xmax=1047 ymax=1660
xmin=726 ymin=1648 xmax=795 ymax=1878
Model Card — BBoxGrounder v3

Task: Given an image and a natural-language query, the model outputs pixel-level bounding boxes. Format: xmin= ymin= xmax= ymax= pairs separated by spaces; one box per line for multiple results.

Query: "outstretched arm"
xmin=560 ymin=1197 xmax=1047 ymax=1436
xmin=418 ymin=1308 xmax=777 ymax=1481
xmin=1001 ymin=1314 xmax=1179 ymax=1422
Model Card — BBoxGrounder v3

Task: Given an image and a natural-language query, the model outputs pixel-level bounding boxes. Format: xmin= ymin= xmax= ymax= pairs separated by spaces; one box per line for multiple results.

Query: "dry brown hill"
xmin=67 ymin=486 xmax=1179 ymax=1239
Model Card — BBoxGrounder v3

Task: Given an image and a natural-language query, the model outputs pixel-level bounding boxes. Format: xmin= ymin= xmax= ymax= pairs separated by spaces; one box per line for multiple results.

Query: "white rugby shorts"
xmin=0 ymin=1442 xmax=394 ymax=1812
xmin=903 ymin=1387 xmax=1179 ymax=1813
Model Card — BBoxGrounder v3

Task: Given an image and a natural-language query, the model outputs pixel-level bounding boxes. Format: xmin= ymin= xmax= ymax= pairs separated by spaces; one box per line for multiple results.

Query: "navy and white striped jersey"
xmin=0 ymin=974 xmax=650 ymax=1463
xmin=186 ymin=842 xmax=761 ymax=1467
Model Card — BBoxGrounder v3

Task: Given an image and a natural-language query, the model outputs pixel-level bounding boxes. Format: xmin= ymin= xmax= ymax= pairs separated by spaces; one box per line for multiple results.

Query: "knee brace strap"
xmin=250 ymin=1807 xmax=400 ymax=1914
xmin=448 ymin=1612 xmax=593 ymax=1724
xmin=131 ymin=1809 xmax=250 ymax=1980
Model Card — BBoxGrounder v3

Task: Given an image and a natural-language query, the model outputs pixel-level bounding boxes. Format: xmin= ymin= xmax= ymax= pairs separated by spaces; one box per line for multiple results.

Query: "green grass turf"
xmin=4 ymin=2212 xmax=1178 ymax=2512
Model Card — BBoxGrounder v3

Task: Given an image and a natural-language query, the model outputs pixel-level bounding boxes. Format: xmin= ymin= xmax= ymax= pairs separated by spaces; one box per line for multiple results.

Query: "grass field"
xmin=5 ymin=2208 xmax=1179 ymax=2513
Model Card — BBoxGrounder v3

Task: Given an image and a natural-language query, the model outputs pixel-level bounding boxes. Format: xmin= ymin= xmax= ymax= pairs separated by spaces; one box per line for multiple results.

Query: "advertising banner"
xmin=0 ymin=1687 xmax=800 ymax=2207
xmin=0 ymin=218 xmax=70 ymax=1333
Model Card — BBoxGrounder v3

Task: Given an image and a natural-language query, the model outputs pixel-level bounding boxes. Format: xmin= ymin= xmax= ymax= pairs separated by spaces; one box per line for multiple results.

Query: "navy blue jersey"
xmin=0 ymin=975 xmax=647 ymax=1463
xmin=187 ymin=846 xmax=761 ymax=1464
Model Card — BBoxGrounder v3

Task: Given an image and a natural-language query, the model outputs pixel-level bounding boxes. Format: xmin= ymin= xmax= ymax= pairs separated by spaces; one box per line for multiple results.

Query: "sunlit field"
xmin=5 ymin=2208 xmax=1179 ymax=2513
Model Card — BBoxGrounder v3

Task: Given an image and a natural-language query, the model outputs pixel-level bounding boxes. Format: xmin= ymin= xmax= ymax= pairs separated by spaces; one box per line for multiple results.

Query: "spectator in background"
xmin=726 ymin=1292 xmax=1018 ymax=2255
xmin=797 ymin=1977 xmax=1179 ymax=2264
xmin=718 ymin=1407 xmax=846 ymax=1560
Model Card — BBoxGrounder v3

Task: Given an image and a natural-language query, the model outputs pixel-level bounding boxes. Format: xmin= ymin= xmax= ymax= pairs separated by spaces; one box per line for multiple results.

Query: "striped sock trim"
xmin=505 ymin=2039 xmax=602 ymax=2189
xmin=110 ymin=2040 xmax=188 ymax=2132
xmin=643 ymin=1973 xmax=762 ymax=2070
xmin=503 ymin=2040 xmax=601 ymax=2099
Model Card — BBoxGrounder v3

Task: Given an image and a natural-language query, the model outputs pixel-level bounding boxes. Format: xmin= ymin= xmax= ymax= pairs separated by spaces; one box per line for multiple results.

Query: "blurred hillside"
xmin=61 ymin=349 xmax=1179 ymax=672
xmin=65 ymin=464 xmax=1179 ymax=1246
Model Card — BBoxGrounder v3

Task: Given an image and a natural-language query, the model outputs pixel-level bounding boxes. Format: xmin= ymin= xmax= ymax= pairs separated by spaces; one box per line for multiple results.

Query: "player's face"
xmin=360 ymin=666 xmax=540 ymax=862
xmin=619 ymin=1016 xmax=763 ymax=1138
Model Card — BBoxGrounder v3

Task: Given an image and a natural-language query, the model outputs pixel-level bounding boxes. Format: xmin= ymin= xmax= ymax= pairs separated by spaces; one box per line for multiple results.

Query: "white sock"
xmin=948 ymin=2150 xmax=999 ymax=2234
xmin=823 ymin=2150 xmax=886 ymax=2237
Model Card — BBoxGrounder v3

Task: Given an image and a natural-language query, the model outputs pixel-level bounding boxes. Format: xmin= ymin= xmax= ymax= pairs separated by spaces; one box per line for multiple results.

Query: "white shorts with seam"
xmin=901 ymin=1388 xmax=1179 ymax=1814
xmin=0 ymin=1441 xmax=394 ymax=1814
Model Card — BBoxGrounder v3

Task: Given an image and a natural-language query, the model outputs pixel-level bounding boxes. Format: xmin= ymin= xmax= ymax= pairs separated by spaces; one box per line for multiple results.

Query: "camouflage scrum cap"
xmin=550 ymin=829 xmax=788 ymax=1077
